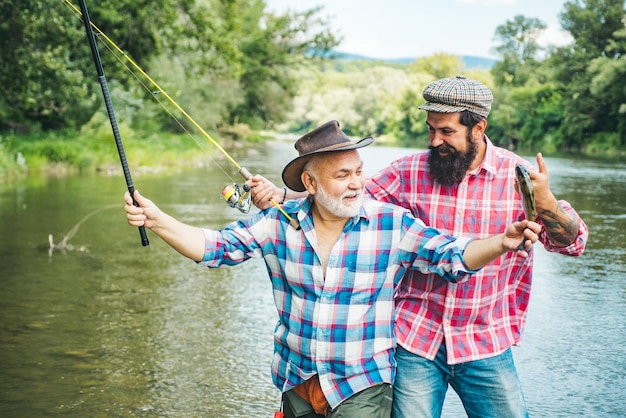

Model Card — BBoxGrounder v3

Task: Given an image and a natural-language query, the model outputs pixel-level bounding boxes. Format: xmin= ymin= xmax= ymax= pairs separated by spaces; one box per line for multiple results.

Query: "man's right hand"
xmin=246 ymin=174 xmax=284 ymax=209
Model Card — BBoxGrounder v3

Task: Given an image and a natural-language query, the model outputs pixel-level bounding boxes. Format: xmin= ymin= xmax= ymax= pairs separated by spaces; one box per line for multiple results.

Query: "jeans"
xmin=392 ymin=344 xmax=528 ymax=418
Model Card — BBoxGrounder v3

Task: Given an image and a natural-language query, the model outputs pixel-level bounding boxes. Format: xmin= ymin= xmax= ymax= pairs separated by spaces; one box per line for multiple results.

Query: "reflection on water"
xmin=0 ymin=142 xmax=624 ymax=417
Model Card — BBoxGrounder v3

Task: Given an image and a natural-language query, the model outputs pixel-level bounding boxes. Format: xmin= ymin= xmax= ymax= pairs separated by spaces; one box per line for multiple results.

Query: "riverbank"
xmin=2 ymin=129 xmax=624 ymax=184
xmin=0 ymin=128 xmax=268 ymax=184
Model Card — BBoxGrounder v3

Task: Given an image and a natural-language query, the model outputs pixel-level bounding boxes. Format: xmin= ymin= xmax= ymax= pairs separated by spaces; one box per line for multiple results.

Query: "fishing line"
xmin=63 ymin=1 xmax=229 ymax=180
xmin=99 ymin=41 xmax=227 ymax=178
xmin=64 ymin=0 xmax=300 ymax=229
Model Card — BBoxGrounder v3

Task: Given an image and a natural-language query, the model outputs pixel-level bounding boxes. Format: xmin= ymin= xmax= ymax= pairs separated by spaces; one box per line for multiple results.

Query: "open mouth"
xmin=342 ymin=191 xmax=363 ymax=203
xmin=436 ymin=146 xmax=456 ymax=157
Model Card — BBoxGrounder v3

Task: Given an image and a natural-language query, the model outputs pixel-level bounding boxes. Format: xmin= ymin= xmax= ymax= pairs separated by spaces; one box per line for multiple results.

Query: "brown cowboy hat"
xmin=281 ymin=120 xmax=374 ymax=192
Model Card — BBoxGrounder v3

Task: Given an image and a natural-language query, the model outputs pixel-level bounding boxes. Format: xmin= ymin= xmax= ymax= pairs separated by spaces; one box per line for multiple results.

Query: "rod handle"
xmin=128 ymin=186 xmax=149 ymax=246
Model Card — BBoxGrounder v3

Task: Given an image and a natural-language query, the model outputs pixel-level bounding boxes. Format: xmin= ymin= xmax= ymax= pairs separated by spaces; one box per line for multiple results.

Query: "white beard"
xmin=315 ymin=183 xmax=363 ymax=218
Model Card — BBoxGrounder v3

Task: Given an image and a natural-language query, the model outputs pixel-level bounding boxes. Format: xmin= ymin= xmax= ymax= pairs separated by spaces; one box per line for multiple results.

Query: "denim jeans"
xmin=392 ymin=344 xmax=529 ymax=418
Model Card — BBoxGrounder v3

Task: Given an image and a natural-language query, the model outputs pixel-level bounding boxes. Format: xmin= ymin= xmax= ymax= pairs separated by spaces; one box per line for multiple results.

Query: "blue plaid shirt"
xmin=199 ymin=196 xmax=477 ymax=408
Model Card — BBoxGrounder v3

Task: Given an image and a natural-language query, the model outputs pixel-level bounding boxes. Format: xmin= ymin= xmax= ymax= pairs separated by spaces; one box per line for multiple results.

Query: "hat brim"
xmin=418 ymin=102 xmax=468 ymax=114
xmin=418 ymin=101 xmax=490 ymax=118
xmin=282 ymin=136 xmax=374 ymax=192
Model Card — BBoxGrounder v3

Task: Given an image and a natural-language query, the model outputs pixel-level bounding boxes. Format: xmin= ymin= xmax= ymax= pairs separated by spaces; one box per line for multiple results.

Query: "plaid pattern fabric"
xmin=418 ymin=75 xmax=493 ymax=117
xmin=366 ymin=137 xmax=588 ymax=365
xmin=198 ymin=197 xmax=477 ymax=408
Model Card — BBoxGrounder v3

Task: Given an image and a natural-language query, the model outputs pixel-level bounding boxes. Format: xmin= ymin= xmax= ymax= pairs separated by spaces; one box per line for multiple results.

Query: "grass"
xmin=0 ymin=127 xmax=227 ymax=183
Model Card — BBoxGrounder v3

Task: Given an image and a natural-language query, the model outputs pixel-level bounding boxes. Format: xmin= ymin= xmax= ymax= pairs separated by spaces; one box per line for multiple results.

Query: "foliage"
xmin=486 ymin=0 xmax=626 ymax=154
xmin=585 ymin=26 xmax=626 ymax=148
xmin=551 ymin=0 xmax=626 ymax=150
xmin=0 ymin=0 xmax=91 ymax=130
xmin=0 ymin=125 xmax=222 ymax=182
xmin=284 ymin=53 xmax=497 ymax=147
xmin=1 ymin=0 xmax=626 ymax=175
xmin=489 ymin=81 xmax=564 ymax=151
xmin=0 ymin=0 xmax=339 ymax=135
xmin=491 ymin=15 xmax=547 ymax=87
xmin=410 ymin=53 xmax=464 ymax=80
xmin=232 ymin=3 xmax=339 ymax=128
xmin=388 ymin=88 xmax=429 ymax=148
xmin=284 ymin=64 xmax=419 ymax=139
xmin=0 ymin=136 xmax=27 ymax=181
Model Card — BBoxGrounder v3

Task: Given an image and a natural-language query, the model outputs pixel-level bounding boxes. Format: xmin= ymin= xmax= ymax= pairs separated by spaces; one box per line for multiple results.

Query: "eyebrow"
xmin=425 ymin=121 xmax=456 ymax=131
xmin=331 ymin=161 xmax=363 ymax=175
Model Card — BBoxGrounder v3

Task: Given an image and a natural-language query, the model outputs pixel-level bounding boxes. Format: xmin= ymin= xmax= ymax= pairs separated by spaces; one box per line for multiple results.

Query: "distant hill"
xmin=331 ymin=51 xmax=497 ymax=70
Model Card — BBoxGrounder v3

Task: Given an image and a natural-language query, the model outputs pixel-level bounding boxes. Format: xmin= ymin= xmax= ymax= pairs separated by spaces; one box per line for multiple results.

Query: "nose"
xmin=429 ymin=130 xmax=445 ymax=148
xmin=349 ymin=173 xmax=365 ymax=189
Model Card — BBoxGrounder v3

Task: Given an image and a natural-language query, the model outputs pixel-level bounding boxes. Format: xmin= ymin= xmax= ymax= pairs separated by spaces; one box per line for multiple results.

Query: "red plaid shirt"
xmin=366 ymin=137 xmax=588 ymax=364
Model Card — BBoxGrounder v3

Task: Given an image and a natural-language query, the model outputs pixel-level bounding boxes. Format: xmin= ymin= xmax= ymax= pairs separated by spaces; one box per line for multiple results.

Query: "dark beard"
xmin=427 ymin=134 xmax=478 ymax=187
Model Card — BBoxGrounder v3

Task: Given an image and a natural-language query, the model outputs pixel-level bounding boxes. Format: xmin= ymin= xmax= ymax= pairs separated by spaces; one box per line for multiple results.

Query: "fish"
xmin=515 ymin=164 xmax=537 ymax=221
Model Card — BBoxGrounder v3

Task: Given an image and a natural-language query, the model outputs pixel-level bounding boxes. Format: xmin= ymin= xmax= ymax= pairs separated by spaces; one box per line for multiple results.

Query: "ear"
xmin=472 ymin=118 xmax=487 ymax=140
xmin=302 ymin=170 xmax=317 ymax=194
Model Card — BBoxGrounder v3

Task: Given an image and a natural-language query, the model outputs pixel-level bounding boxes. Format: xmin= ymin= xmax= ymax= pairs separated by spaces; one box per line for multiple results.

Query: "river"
xmin=0 ymin=140 xmax=624 ymax=417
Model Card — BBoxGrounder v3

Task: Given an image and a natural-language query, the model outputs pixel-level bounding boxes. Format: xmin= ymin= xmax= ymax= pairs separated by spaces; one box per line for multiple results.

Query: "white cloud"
xmin=537 ymin=26 xmax=574 ymax=48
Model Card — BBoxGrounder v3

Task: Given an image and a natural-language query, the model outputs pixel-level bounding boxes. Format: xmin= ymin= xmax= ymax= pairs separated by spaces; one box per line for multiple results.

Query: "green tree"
xmin=389 ymin=88 xmax=428 ymax=147
xmin=489 ymin=81 xmax=564 ymax=151
xmin=231 ymin=3 xmax=339 ymax=128
xmin=410 ymin=53 xmax=464 ymax=80
xmin=284 ymin=65 xmax=415 ymax=139
xmin=552 ymin=0 xmax=626 ymax=150
xmin=587 ymin=24 xmax=626 ymax=148
xmin=0 ymin=0 xmax=339 ymax=135
xmin=0 ymin=0 xmax=179 ymax=131
xmin=0 ymin=0 xmax=87 ymax=130
xmin=491 ymin=15 xmax=547 ymax=86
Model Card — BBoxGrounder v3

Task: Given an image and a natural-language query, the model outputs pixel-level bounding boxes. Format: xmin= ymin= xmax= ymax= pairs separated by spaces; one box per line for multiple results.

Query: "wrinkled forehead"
xmin=307 ymin=149 xmax=362 ymax=173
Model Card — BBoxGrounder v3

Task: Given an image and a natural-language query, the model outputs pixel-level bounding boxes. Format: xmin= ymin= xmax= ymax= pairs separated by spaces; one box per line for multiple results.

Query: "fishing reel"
xmin=221 ymin=183 xmax=252 ymax=214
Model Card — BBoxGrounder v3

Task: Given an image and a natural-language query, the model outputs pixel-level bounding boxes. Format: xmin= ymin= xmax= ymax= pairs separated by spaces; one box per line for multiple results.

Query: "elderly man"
xmin=124 ymin=120 xmax=541 ymax=418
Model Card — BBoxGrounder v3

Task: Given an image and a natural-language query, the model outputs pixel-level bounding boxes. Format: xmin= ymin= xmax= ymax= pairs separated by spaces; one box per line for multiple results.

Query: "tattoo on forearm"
xmin=539 ymin=203 xmax=578 ymax=247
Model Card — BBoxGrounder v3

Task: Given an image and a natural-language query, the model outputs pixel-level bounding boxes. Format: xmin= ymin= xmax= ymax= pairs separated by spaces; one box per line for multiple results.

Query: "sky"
xmin=264 ymin=0 xmax=573 ymax=60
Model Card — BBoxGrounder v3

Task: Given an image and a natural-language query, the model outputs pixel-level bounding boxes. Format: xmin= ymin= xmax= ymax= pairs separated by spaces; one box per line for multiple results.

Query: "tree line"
xmin=1 ymin=0 xmax=625 ymax=163
xmin=285 ymin=0 xmax=626 ymax=156
xmin=0 ymin=0 xmax=338 ymax=133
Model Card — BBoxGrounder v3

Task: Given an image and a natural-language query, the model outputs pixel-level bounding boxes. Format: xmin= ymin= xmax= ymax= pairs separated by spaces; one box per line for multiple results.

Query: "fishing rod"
xmin=77 ymin=0 xmax=149 ymax=246
xmin=66 ymin=0 xmax=300 ymax=230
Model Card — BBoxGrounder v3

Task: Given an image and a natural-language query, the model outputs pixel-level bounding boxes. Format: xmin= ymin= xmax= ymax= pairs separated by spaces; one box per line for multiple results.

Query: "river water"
xmin=0 ymin=140 xmax=624 ymax=417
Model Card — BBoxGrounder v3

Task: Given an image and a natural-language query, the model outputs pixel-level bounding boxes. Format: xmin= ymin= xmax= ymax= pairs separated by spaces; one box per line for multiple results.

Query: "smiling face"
xmin=302 ymin=150 xmax=365 ymax=219
xmin=425 ymin=111 xmax=486 ymax=187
